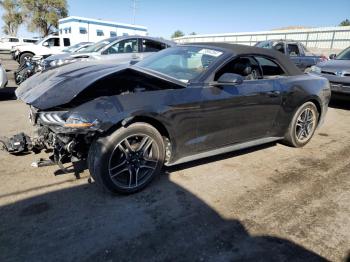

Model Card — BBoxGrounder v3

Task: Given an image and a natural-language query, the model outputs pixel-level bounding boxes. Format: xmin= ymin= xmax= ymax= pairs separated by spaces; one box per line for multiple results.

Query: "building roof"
xmin=59 ymin=16 xmax=147 ymax=32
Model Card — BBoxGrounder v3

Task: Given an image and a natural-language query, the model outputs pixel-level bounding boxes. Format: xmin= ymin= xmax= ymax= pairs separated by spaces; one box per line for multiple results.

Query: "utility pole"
xmin=132 ymin=0 xmax=137 ymax=24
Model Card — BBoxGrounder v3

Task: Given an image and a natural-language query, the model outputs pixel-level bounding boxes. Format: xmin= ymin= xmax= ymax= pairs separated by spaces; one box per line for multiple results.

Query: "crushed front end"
xmin=0 ymin=105 xmax=100 ymax=173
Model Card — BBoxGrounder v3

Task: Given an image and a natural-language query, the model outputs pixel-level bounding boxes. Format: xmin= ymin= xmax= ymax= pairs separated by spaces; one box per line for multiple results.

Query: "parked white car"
xmin=0 ymin=37 xmax=37 ymax=51
xmin=0 ymin=63 xmax=8 ymax=89
xmin=13 ymin=35 xmax=72 ymax=64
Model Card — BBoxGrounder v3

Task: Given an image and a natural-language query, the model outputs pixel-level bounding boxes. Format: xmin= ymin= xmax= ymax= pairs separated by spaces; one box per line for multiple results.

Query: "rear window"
xmin=63 ymin=38 xmax=70 ymax=47
xmin=142 ymin=39 xmax=167 ymax=52
xmin=23 ymin=39 xmax=37 ymax=43
xmin=255 ymin=56 xmax=286 ymax=76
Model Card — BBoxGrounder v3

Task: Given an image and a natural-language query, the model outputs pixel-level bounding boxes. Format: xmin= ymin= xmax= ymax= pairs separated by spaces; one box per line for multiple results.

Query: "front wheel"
xmin=19 ymin=52 xmax=33 ymax=65
xmin=283 ymin=102 xmax=319 ymax=147
xmin=88 ymin=123 xmax=165 ymax=194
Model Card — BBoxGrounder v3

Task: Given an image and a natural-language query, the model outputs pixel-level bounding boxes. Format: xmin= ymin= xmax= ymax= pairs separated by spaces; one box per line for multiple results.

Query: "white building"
xmin=175 ymin=26 xmax=350 ymax=51
xmin=58 ymin=16 xmax=148 ymax=44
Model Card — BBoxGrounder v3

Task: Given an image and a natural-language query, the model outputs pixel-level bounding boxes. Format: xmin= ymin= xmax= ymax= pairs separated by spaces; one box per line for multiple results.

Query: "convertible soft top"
xmin=184 ymin=42 xmax=303 ymax=76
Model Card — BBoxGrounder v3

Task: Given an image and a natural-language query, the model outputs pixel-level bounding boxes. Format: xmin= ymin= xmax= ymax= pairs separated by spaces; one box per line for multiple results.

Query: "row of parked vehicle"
xmin=255 ymin=39 xmax=350 ymax=95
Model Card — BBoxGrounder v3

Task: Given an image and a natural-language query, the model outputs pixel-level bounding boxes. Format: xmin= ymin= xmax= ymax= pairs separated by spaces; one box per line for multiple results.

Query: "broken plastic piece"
xmin=0 ymin=133 xmax=32 ymax=154
xmin=31 ymin=158 xmax=55 ymax=168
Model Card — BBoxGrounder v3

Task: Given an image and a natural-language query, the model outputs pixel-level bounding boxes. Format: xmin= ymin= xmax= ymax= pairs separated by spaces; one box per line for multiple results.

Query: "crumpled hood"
xmin=317 ymin=59 xmax=350 ymax=72
xmin=16 ymin=60 xmax=129 ymax=110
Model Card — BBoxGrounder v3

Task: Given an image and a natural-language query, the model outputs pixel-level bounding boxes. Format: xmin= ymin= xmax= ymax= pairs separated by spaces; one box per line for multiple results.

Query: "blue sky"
xmin=1 ymin=0 xmax=350 ymax=38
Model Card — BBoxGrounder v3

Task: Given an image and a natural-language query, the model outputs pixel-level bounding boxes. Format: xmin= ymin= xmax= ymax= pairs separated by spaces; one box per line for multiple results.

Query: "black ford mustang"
xmin=9 ymin=43 xmax=331 ymax=194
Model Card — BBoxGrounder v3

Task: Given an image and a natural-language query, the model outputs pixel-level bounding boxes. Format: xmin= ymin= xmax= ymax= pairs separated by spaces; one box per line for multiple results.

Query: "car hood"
xmin=317 ymin=59 xmax=350 ymax=71
xmin=44 ymin=53 xmax=72 ymax=61
xmin=16 ymin=60 xmax=129 ymax=110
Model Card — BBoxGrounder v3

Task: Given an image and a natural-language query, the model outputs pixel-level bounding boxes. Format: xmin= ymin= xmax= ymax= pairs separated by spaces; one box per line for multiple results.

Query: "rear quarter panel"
xmin=272 ymin=74 xmax=330 ymax=136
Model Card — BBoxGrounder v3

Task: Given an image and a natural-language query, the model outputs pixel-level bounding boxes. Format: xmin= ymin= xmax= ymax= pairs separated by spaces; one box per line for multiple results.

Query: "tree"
xmin=171 ymin=30 xmax=184 ymax=39
xmin=339 ymin=19 xmax=350 ymax=26
xmin=189 ymin=32 xmax=196 ymax=35
xmin=20 ymin=0 xmax=68 ymax=36
xmin=0 ymin=0 xmax=23 ymax=36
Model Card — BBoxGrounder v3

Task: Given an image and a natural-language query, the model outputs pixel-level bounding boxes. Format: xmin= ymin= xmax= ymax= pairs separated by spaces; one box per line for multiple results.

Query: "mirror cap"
xmin=218 ymin=73 xmax=243 ymax=85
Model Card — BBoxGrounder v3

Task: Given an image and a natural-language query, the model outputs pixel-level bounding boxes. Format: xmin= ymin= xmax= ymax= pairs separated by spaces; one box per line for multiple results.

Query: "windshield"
xmin=336 ymin=47 xmax=350 ymax=60
xmin=78 ymin=38 xmax=115 ymax=53
xmin=136 ymin=46 xmax=224 ymax=82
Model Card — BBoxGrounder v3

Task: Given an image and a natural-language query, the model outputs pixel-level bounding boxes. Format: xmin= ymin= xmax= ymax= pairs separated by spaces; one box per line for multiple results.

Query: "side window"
xmin=79 ymin=27 xmax=87 ymax=34
xmin=214 ymin=56 xmax=262 ymax=81
xmin=142 ymin=39 xmax=166 ymax=52
xmin=63 ymin=38 xmax=70 ymax=47
xmin=273 ymin=42 xmax=285 ymax=54
xmin=104 ymin=39 xmax=138 ymax=54
xmin=110 ymin=31 xmax=117 ymax=37
xmin=23 ymin=39 xmax=36 ymax=43
xmin=44 ymin=38 xmax=60 ymax=47
xmin=10 ymin=38 xmax=19 ymax=42
xmin=96 ymin=29 xmax=104 ymax=36
xmin=255 ymin=56 xmax=286 ymax=77
xmin=287 ymin=44 xmax=300 ymax=56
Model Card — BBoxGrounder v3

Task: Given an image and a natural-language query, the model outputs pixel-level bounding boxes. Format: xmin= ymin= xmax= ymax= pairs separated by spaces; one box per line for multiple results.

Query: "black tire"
xmin=19 ymin=52 xmax=33 ymax=65
xmin=88 ymin=123 xmax=165 ymax=194
xmin=283 ymin=101 xmax=319 ymax=148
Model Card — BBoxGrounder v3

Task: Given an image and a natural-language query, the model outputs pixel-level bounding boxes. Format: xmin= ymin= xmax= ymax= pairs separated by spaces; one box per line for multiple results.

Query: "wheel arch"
xmin=19 ymin=51 xmax=35 ymax=59
xmin=102 ymin=115 xmax=174 ymax=162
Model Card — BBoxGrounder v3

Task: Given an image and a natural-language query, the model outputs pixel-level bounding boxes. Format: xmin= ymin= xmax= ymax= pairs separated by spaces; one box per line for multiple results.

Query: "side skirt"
xmin=166 ymin=137 xmax=283 ymax=167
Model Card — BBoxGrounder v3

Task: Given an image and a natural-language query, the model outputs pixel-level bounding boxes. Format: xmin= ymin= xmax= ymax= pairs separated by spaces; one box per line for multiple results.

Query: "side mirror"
xmin=329 ymin=54 xmax=336 ymax=60
xmin=42 ymin=42 xmax=49 ymax=47
xmin=216 ymin=73 xmax=243 ymax=85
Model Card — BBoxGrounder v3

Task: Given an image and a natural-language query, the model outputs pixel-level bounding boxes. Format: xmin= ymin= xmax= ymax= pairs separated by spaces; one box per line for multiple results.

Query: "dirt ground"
xmin=0 ymin=52 xmax=349 ymax=262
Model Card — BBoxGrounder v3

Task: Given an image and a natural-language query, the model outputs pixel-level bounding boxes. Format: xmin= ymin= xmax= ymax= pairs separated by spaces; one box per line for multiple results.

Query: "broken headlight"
xmin=39 ymin=112 xmax=100 ymax=130
xmin=39 ymin=111 xmax=67 ymax=125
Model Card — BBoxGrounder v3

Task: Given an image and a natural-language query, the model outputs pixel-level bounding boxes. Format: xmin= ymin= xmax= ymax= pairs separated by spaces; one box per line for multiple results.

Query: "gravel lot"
xmin=0 ymin=52 xmax=349 ymax=262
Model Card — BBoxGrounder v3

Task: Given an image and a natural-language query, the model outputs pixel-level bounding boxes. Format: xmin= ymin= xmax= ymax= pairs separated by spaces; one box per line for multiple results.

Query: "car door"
xmin=99 ymin=38 xmax=139 ymax=62
xmin=196 ymin=56 xmax=283 ymax=152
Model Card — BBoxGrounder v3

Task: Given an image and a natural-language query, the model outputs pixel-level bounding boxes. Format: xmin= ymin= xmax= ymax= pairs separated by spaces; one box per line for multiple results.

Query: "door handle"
xmin=266 ymin=91 xmax=280 ymax=97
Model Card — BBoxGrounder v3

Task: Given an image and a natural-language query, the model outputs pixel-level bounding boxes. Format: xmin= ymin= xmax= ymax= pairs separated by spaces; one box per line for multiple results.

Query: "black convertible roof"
xmin=184 ymin=42 xmax=302 ymax=76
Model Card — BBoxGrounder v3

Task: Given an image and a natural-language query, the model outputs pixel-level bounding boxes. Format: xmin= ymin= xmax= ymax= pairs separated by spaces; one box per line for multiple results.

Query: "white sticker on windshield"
xmin=198 ymin=49 xmax=223 ymax=57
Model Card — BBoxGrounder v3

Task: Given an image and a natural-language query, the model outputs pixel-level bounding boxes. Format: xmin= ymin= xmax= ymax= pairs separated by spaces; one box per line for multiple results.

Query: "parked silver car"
xmin=311 ymin=46 xmax=350 ymax=94
xmin=41 ymin=36 xmax=176 ymax=70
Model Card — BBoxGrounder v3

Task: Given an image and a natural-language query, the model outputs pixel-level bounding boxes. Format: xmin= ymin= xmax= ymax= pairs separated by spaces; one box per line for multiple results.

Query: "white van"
xmin=0 ymin=37 xmax=37 ymax=51
xmin=13 ymin=35 xmax=72 ymax=64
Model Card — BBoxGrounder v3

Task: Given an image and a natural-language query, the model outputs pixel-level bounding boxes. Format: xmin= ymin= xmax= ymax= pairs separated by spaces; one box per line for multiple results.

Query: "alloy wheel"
xmin=108 ymin=134 xmax=160 ymax=189
xmin=295 ymin=107 xmax=316 ymax=143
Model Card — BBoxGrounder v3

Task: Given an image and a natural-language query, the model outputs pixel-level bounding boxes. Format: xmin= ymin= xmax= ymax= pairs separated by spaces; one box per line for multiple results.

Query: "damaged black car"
xmin=1 ymin=43 xmax=331 ymax=194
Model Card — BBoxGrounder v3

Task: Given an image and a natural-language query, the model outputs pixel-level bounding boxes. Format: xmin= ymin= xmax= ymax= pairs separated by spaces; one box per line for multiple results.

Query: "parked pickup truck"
xmin=13 ymin=34 xmax=72 ymax=64
xmin=255 ymin=39 xmax=327 ymax=72
xmin=0 ymin=37 xmax=37 ymax=51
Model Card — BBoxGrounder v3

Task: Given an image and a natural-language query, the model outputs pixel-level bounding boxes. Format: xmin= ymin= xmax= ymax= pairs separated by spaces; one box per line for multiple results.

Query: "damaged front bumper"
xmin=0 ymin=107 xmax=99 ymax=174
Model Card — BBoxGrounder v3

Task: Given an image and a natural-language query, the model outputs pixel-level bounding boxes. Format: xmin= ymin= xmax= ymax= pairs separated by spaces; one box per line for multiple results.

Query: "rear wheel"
xmin=283 ymin=102 xmax=319 ymax=147
xmin=88 ymin=123 xmax=165 ymax=194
